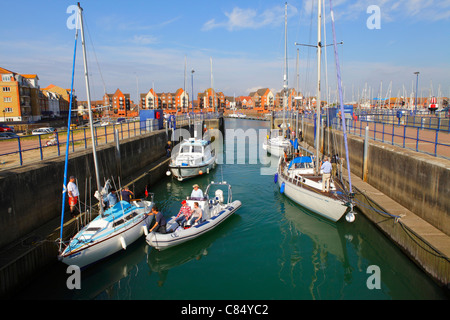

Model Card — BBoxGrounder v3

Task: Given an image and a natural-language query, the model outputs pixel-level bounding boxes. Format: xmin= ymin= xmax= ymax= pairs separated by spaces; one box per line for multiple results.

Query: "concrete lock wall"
xmin=299 ymin=121 xmax=449 ymax=236
xmin=0 ymin=130 xmax=167 ymax=249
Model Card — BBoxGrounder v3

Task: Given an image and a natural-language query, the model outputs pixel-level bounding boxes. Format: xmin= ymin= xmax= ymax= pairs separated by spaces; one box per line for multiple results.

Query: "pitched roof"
xmin=0 ymin=67 xmax=15 ymax=74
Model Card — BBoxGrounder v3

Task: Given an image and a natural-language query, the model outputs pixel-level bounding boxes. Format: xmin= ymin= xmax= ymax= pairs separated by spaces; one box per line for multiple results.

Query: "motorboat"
xmin=146 ymin=181 xmax=241 ymax=250
xmin=262 ymin=128 xmax=290 ymax=158
xmin=167 ymin=138 xmax=216 ymax=181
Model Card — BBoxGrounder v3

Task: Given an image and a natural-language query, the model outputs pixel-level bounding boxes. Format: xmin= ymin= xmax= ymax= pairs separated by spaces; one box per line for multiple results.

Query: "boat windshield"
xmin=193 ymin=146 xmax=203 ymax=153
xmin=181 ymin=146 xmax=191 ymax=153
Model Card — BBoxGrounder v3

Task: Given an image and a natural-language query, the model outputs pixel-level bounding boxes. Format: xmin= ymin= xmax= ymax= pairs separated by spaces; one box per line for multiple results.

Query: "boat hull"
xmin=263 ymin=139 xmax=289 ymax=157
xmin=278 ymin=174 xmax=347 ymax=222
xmin=59 ymin=203 xmax=153 ymax=268
xmin=146 ymin=200 xmax=241 ymax=250
xmin=169 ymin=157 xmax=216 ymax=181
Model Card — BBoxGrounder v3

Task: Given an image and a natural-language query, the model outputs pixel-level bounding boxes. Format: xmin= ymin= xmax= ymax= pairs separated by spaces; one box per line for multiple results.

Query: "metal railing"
xmin=274 ymin=110 xmax=450 ymax=160
xmin=0 ymin=112 xmax=222 ymax=169
xmin=0 ymin=120 xmax=159 ymax=169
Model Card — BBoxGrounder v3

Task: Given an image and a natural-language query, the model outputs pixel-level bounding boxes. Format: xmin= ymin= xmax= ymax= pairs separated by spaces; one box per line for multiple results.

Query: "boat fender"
xmin=345 ymin=211 xmax=356 ymax=223
xmin=119 ymin=236 xmax=127 ymax=250
xmin=143 ymin=225 xmax=149 ymax=236
xmin=274 ymin=173 xmax=278 ymax=183
xmin=280 ymin=182 xmax=285 ymax=194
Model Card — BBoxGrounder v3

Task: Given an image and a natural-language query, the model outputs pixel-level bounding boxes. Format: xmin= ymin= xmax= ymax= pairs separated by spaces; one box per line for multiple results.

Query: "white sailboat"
xmin=276 ymin=0 xmax=355 ymax=223
xmin=262 ymin=3 xmax=291 ymax=158
xmin=58 ymin=3 xmax=154 ymax=268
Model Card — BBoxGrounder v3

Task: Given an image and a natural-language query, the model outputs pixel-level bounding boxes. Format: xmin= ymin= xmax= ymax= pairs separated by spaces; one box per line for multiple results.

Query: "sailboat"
xmin=262 ymin=3 xmax=291 ymax=158
xmin=58 ymin=3 xmax=154 ymax=268
xmin=276 ymin=0 xmax=355 ymax=223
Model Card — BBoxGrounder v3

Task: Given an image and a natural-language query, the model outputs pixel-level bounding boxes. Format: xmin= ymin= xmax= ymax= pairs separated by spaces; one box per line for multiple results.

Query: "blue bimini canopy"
xmin=288 ymin=156 xmax=313 ymax=170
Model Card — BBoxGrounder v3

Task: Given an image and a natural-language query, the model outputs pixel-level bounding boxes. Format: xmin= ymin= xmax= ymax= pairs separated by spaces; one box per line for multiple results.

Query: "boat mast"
xmin=283 ymin=2 xmax=288 ymax=138
xmin=315 ymin=0 xmax=322 ymax=171
xmin=78 ymin=2 xmax=104 ymax=216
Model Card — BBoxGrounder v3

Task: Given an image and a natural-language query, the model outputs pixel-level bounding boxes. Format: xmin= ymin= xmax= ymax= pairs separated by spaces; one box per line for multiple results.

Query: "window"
xmin=4 ymin=108 xmax=13 ymax=112
xmin=2 ymin=75 xmax=11 ymax=82
xmin=2 ymin=87 xmax=11 ymax=92
xmin=3 ymin=97 xmax=12 ymax=103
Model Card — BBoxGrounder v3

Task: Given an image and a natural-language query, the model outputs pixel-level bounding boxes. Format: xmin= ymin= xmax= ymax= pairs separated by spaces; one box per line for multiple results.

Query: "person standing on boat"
xmin=121 ymin=187 xmax=134 ymax=203
xmin=149 ymin=206 xmax=167 ymax=234
xmin=103 ymin=189 xmax=118 ymax=208
xmin=175 ymin=200 xmax=192 ymax=227
xmin=191 ymin=184 xmax=204 ymax=199
xmin=67 ymin=176 xmax=80 ymax=217
xmin=320 ymin=156 xmax=332 ymax=192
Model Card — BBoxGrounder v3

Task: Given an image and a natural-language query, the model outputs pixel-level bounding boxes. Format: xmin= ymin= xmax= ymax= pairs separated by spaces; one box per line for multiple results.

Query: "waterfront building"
xmin=104 ymin=89 xmax=131 ymax=117
xmin=235 ymin=96 xmax=254 ymax=109
xmin=43 ymin=84 xmax=77 ymax=118
xmin=140 ymin=88 xmax=159 ymax=110
xmin=249 ymin=88 xmax=274 ymax=113
xmin=198 ymin=88 xmax=225 ymax=112
xmin=275 ymin=88 xmax=302 ymax=111
xmin=0 ymin=67 xmax=44 ymax=122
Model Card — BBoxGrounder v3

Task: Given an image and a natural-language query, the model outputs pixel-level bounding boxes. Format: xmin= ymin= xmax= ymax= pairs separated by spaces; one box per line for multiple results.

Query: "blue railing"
xmin=0 ymin=112 xmax=221 ymax=169
xmin=274 ymin=110 xmax=450 ymax=160
xmin=0 ymin=120 xmax=159 ymax=168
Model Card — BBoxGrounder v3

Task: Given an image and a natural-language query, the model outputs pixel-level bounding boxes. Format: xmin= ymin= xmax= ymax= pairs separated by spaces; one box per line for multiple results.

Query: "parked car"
xmin=32 ymin=127 xmax=55 ymax=135
xmin=0 ymin=124 xmax=14 ymax=132
xmin=0 ymin=132 xmax=19 ymax=140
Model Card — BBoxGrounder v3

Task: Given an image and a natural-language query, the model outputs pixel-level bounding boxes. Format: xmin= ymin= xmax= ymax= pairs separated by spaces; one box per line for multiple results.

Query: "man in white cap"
xmin=190 ymin=184 xmax=204 ymax=199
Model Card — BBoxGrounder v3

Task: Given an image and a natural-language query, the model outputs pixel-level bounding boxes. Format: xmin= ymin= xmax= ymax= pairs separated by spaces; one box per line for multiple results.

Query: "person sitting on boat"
xmin=103 ymin=189 xmax=118 ymax=208
xmin=190 ymin=184 xmax=204 ymax=199
xmin=149 ymin=206 xmax=167 ymax=234
xmin=320 ymin=156 xmax=332 ymax=193
xmin=187 ymin=201 xmax=203 ymax=226
xmin=175 ymin=200 xmax=192 ymax=227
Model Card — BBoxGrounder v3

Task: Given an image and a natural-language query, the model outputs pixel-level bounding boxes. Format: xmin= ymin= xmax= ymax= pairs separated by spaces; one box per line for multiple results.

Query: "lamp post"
xmin=2 ymin=109 xmax=6 ymax=122
xmin=191 ymin=69 xmax=195 ymax=113
xmin=414 ymin=71 xmax=420 ymax=113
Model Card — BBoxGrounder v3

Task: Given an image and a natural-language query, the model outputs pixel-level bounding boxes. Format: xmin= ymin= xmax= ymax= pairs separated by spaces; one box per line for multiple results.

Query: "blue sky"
xmin=1 ymin=0 xmax=449 ymax=102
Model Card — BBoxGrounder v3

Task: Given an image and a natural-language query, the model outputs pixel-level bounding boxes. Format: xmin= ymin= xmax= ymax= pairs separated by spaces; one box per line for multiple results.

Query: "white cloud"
xmin=202 ymin=5 xmax=298 ymax=31
xmin=300 ymin=0 xmax=450 ymax=22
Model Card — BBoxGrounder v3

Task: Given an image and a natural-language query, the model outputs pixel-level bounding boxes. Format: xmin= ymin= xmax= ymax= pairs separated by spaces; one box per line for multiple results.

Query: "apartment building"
xmin=275 ymin=88 xmax=302 ymax=110
xmin=249 ymin=88 xmax=274 ymax=112
xmin=140 ymin=88 xmax=158 ymax=110
xmin=103 ymin=89 xmax=131 ymax=117
xmin=198 ymin=88 xmax=224 ymax=112
xmin=0 ymin=67 xmax=43 ymax=122
xmin=42 ymin=84 xmax=77 ymax=118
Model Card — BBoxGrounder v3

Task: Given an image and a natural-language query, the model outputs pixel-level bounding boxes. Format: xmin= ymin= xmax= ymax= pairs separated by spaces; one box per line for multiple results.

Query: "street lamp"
xmin=191 ymin=69 xmax=195 ymax=113
xmin=414 ymin=71 xmax=420 ymax=113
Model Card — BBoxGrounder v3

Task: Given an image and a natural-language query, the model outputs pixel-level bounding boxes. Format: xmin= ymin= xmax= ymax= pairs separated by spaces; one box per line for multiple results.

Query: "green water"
xmin=16 ymin=119 xmax=448 ymax=300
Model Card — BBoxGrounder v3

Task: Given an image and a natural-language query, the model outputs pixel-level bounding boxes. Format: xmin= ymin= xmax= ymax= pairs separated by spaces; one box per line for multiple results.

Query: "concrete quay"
xmin=0 ymin=129 xmax=170 ymax=297
xmin=0 ymin=118 xmax=223 ymax=298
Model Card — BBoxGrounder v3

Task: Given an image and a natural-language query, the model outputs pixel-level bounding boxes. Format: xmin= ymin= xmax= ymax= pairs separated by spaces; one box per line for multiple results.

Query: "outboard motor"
xmin=215 ymin=189 xmax=224 ymax=204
